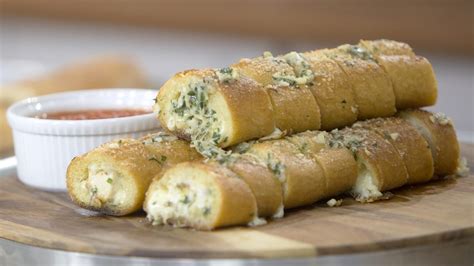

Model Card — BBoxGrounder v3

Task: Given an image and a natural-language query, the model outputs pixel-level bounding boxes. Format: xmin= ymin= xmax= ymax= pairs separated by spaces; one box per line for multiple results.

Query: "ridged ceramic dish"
xmin=7 ymin=89 xmax=160 ymax=191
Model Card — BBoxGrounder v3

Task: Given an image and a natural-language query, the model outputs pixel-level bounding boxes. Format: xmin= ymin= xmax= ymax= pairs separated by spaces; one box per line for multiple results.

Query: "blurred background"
xmin=0 ymin=0 xmax=473 ymax=155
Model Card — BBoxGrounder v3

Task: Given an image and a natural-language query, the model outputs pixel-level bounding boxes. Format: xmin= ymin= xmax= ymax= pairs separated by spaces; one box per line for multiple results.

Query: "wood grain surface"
xmin=0 ymin=143 xmax=472 ymax=259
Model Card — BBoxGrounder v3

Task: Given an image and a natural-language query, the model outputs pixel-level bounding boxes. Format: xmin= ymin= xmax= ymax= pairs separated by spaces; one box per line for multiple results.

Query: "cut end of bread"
xmin=145 ymin=173 xmax=218 ymax=230
xmin=68 ymin=161 xmax=137 ymax=216
xmin=145 ymin=162 xmax=258 ymax=230
xmin=351 ymin=161 xmax=383 ymax=203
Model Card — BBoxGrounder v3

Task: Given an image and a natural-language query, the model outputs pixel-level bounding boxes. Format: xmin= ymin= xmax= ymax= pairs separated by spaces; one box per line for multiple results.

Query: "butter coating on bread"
xmin=233 ymin=54 xmax=321 ymax=134
xmin=286 ymin=131 xmax=357 ymax=199
xmin=232 ymin=55 xmax=295 ymax=87
xmin=247 ymin=139 xmax=326 ymax=208
xmin=303 ymin=50 xmax=359 ymax=129
xmin=140 ymin=132 xmax=202 ymax=170
xmin=354 ymin=118 xmax=434 ymax=184
xmin=228 ymin=154 xmax=284 ymax=218
xmin=326 ymin=45 xmax=396 ymax=120
xmin=398 ymin=110 xmax=459 ymax=176
xmin=266 ymin=85 xmax=321 ymax=134
xmin=375 ymin=55 xmax=437 ymax=109
xmin=359 ymin=40 xmax=437 ymax=109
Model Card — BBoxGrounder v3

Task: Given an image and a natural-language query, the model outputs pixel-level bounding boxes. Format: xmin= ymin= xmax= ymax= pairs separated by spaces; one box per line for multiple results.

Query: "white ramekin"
xmin=7 ymin=88 xmax=161 ymax=191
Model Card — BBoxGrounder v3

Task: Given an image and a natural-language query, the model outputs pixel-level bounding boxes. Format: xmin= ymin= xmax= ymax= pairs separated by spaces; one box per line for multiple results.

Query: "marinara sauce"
xmin=36 ymin=109 xmax=151 ymax=120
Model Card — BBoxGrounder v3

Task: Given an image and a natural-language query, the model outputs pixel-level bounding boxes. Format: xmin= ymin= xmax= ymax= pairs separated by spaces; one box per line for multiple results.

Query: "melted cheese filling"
xmin=146 ymin=179 xmax=215 ymax=227
xmin=166 ymin=76 xmax=232 ymax=162
xmin=272 ymin=204 xmax=284 ymax=219
xmin=351 ymin=163 xmax=382 ymax=203
xmin=86 ymin=163 xmax=127 ymax=207
xmin=272 ymin=52 xmax=315 ymax=86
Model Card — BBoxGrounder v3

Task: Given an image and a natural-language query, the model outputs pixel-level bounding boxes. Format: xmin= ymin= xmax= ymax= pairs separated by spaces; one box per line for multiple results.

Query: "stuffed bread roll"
xmin=286 ymin=131 xmax=358 ymax=198
xmin=144 ymin=161 xmax=259 ymax=230
xmin=330 ymin=128 xmax=409 ymax=202
xmin=266 ymin=86 xmax=321 ymax=133
xmin=67 ymin=133 xmax=201 ymax=216
xmin=398 ymin=110 xmax=460 ymax=176
xmin=303 ymin=50 xmax=359 ymax=129
xmin=354 ymin=118 xmax=434 ymax=184
xmin=326 ymin=45 xmax=396 ymax=120
xmin=233 ymin=54 xmax=321 ymax=133
xmin=228 ymin=154 xmax=284 ymax=218
xmin=246 ymin=139 xmax=326 ymax=209
xmin=155 ymin=69 xmax=275 ymax=150
xmin=67 ymin=139 xmax=162 ymax=216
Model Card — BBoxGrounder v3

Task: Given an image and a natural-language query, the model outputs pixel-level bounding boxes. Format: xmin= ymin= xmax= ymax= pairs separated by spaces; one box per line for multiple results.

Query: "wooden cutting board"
xmin=0 ymin=144 xmax=472 ymax=259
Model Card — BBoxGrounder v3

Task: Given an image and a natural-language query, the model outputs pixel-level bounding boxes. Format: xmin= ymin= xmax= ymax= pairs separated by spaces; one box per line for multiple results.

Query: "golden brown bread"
xmin=228 ymin=154 xmax=283 ymax=218
xmin=398 ymin=109 xmax=459 ymax=176
xmin=375 ymin=55 xmax=437 ymax=109
xmin=266 ymin=85 xmax=321 ymax=134
xmin=354 ymin=118 xmax=434 ymax=184
xmin=326 ymin=45 xmax=397 ymax=120
xmin=140 ymin=133 xmax=202 ymax=170
xmin=155 ymin=40 xmax=438 ymax=155
xmin=286 ymin=131 xmax=358 ymax=198
xmin=66 ymin=139 xmax=162 ymax=216
xmin=359 ymin=40 xmax=437 ymax=109
xmin=303 ymin=50 xmax=359 ymax=129
xmin=141 ymin=110 xmax=458 ymax=230
xmin=247 ymin=139 xmax=326 ymax=208
xmin=232 ymin=56 xmax=295 ymax=86
xmin=233 ymin=55 xmax=321 ymax=134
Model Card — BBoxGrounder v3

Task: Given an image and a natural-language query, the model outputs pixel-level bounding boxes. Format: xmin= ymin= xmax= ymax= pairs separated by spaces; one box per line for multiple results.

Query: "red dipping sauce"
xmin=36 ymin=109 xmax=151 ymax=120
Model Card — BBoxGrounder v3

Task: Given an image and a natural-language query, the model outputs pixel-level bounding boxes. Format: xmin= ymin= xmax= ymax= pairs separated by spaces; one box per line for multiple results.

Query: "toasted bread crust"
xmin=375 ymin=55 xmax=437 ymax=109
xmin=228 ymin=154 xmax=283 ymax=218
xmin=248 ymin=139 xmax=326 ymax=208
xmin=326 ymin=46 xmax=396 ymax=120
xmin=304 ymin=50 xmax=359 ymax=129
xmin=398 ymin=109 xmax=459 ymax=176
xmin=336 ymin=128 xmax=409 ymax=191
xmin=356 ymin=118 xmax=434 ymax=184
xmin=66 ymin=139 xmax=162 ymax=216
xmin=266 ymin=85 xmax=321 ymax=133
